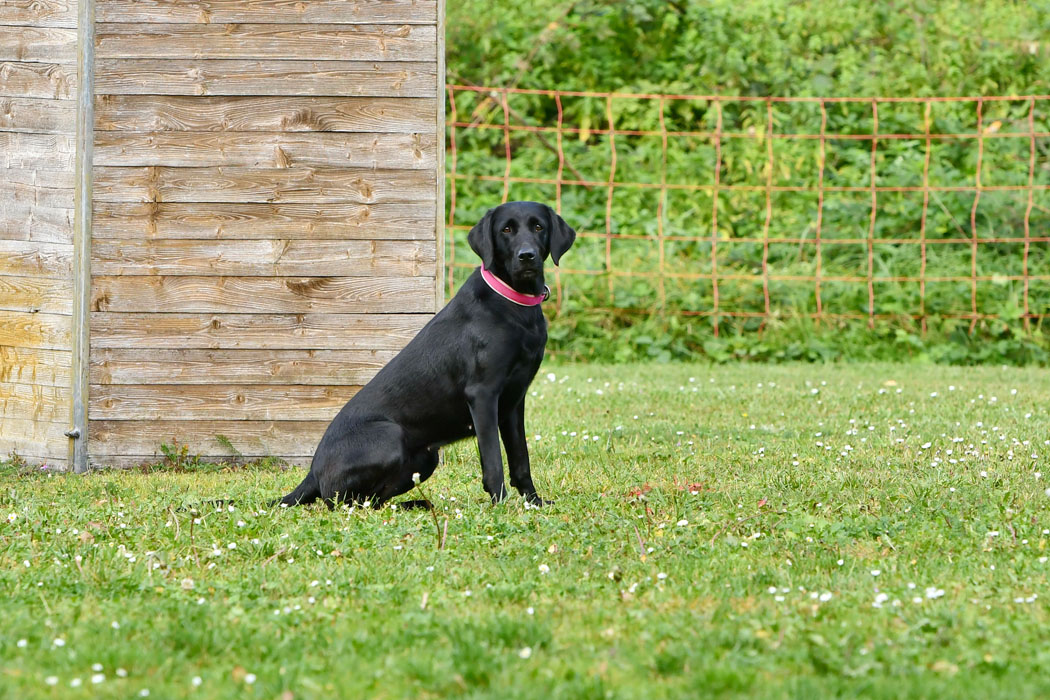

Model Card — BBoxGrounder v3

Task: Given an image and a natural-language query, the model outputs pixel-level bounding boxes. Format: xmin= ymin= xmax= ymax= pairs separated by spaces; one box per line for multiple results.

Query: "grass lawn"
xmin=3 ymin=362 xmax=1050 ymax=699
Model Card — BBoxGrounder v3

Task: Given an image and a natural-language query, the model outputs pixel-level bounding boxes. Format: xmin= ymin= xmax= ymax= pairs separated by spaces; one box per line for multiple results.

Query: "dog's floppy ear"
xmin=547 ymin=206 xmax=576 ymax=266
xmin=467 ymin=208 xmax=496 ymax=270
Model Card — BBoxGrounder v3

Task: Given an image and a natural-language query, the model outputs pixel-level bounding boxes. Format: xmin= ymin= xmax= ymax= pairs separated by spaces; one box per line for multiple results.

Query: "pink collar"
xmin=480 ymin=265 xmax=549 ymax=306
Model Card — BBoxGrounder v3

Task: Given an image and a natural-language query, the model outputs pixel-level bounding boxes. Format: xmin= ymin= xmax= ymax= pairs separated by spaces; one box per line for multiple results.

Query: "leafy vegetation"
xmin=4 ymin=363 xmax=1050 ymax=698
xmin=445 ymin=0 xmax=1050 ymax=364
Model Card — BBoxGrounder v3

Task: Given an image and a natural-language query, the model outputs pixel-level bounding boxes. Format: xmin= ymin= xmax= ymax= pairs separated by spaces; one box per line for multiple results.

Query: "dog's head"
xmin=467 ymin=201 xmax=576 ymax=293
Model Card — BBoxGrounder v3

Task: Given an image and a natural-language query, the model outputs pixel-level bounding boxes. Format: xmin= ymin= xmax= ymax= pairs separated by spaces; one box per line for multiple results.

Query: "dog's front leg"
xmin=467 ymin=387 xmax=508 ymax=503
xmin=499 ymin=399 xmax=545 ymax=505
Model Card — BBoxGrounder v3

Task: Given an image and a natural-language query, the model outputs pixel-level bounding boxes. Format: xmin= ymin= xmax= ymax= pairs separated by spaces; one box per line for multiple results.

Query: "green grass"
xmin=3 ymin=362 xmax=1050 ymax=698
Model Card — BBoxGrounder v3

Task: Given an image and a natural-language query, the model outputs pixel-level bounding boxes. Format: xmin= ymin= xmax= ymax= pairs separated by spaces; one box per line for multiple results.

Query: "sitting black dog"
xmin=276 ymin=201 xmax=575 ymax=508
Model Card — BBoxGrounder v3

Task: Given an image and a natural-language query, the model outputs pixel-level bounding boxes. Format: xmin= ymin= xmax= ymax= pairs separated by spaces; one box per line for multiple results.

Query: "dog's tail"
xmin=271 ymin=470 xmax=322 ymax=507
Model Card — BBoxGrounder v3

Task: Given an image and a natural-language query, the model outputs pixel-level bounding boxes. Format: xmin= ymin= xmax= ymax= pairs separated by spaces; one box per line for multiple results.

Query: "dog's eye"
xmin=534 ymin=224 xmax=543 ymax=232
xmin=502 ymin=226 xmax=512 ymax=234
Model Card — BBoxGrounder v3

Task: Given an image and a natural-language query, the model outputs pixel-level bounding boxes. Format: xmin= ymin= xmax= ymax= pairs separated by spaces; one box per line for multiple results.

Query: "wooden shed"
xmin=1 ymin=0 xmax=445 ymax=471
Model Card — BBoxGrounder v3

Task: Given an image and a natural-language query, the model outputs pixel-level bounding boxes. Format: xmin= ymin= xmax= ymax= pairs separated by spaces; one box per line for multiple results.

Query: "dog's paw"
xmin=525 ymin=494 xmax=552 ymax=508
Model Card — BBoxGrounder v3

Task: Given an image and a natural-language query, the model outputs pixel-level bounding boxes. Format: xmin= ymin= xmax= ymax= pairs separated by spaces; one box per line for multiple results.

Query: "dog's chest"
xmin=499 ymin=328 xmax=545 ymax=398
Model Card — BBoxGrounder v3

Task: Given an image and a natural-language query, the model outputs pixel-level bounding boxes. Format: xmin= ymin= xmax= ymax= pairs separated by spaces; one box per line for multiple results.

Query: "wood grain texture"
xmin=0 ymin=310 xmax=71 ymax=349
xmin=0 ymin=202 xmax=74 ymax=243
xmin=0 ymin=240 xmax=73 ymax=278
xmin=2 ymin=165 xmax=75 ymax=187
xmin=1 ymin=167 xmax=74 ymax=207
xmin=0 ymin=275 xmax=72 ymax=313
xmin=0 ymin=190 xmax=75 ymax=220
xmin=0 ymin=345 xmax=72 ymax=387
xmin=94 ymin=59 xmax=436 ymax=97
xmin=88 ymin=420 xmax=328 ymax=458
xmin=94 ymin=0 xmax=438 ymax=25
xmin=91 ymin=454 xmax=307 ymax=468
xmin=94 ymin=95 xmax=436 ymax=133
xmin=5 ymin=23 xmax=96 ymax=478
xmin=433 ymin=0 xmax=445 ymax=313
xmin=90 ymin=275 xmax=436 ymax=313
xmin=0 ymin=419 xmax=69 ymax=463
xmin=0 ymin=60 xmax=75 ymax=98
xmin=94 ymin=131 xmax=436 ymax=169
xmin=0 ymin=25 xmax=76 ymax=63
xmin=88 ymin=312 xmax=429 ymax=349
xmin=0 ymin=132 xmax=75 ymax=169
xmin=92 ymin=166 xmax=435 ymax=204
xmin=91 ymin=239 xmax=436 ymax=277
xmin=96 ymin=23 xmax=437 ymax=61
xmin=90 ymin=348 xmax=396 ymax=385
xmin=0 ymin=380 xmax=70 ymax=422
xmin=92 ymin=202 xmax=436 ymax=240
xmin=2 ymin=0 xmax=443 ymax=469
xmin=0 ymin=1 xmax=76 ymax=28
xmin=0 ymin=95 xmax=75 ymax=132
xmin=90 ymin=383 xmax=358 ymax=420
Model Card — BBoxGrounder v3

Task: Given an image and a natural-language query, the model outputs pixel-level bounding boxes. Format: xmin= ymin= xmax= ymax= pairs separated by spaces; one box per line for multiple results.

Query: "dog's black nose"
xmin=518 ymin=249 xmax=537 ymax=262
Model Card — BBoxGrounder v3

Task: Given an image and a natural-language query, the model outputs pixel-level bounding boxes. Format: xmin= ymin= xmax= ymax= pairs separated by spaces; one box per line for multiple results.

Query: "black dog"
xmin=276 ymin=201 xmax=575 ymax=508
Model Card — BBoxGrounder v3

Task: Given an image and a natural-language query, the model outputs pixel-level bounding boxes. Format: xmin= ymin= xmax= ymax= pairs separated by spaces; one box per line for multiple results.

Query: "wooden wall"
xmin=1 ymin=1 xmax=444 ymax=469
xmin=36 ymin=0 xmax=439 ymax=469
xmin=0 ymin=0 xmax=79 ymax=468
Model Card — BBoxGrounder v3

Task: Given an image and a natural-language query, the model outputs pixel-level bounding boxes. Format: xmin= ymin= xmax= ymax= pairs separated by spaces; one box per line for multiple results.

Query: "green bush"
xmin=446 ymin=0 xmax=1050 ymax=364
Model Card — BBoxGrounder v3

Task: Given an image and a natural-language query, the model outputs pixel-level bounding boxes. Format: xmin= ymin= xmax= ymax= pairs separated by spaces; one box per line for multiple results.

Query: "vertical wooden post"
xmin=435 ymin=0 xmax=447 ymax=310
xmin=70 ymin=0 xmax=94 ymax=473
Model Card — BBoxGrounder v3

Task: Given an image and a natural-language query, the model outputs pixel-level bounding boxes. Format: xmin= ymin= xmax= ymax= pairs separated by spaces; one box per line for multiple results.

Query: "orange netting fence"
xmin=445 ymin=86 xmax=1050 ymax=335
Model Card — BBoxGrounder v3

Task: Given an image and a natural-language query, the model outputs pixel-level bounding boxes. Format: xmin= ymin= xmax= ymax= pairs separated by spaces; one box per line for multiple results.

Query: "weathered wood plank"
xmin=0 ymin=275 xmax=72 ymax=313
xmin=88 ymin=420 xmax=328 ymax=458
xmin=92 ymin=202 xmax=435 ymax=240
xmin=0 ymin=345 xmax=71 ymax=387
xmin=90 ymin=383 xmax=358 ymax=420
xmin=0 ymin=95 xmax=75 ymax=132
xmin=94 ymin=95 xmax=436 ymax=133
xmin=0 ymin=188 xmax=75 ymax=215
xmin=0 ymin=60 xmax=75 ymax=98
xmin=94 ymin=131 xmax=436 ymax=169
xmin=0 ymin=310 xmax=71 ymax=349
xmin=433 ymin=0 xmax=444 ymax=311
xmin=0 ymin=25 xmax=76 ymax=63
xmin=91 ymin=239 xmax=436 ymax=277
xmin=0 ymin=380 xmax=70 ymax=422
xmin=90 ymin=454 xmax=307 ymax=468
xmin=0 ymin=419 xmax=69 ymax=463
xmin=90 ymin=348 xmax=395 ymax=385
xmin=0 ymin=186 xmax=74 ymax=216
xmin=2 ymin=165 xmax=75 ymax=187
xmin=96 ymin=23 xmax=436 ymax=61
xmin=0 ymin=202 xmax=73 ymax=243
xmin=90 ymin=275 xmax=436 ymax=313
xmin=0 ymin=132 xmax=75 ymax=169
xmin=0 ymin=240 xmax=72 ymax=278
xmin=0 ymin=1 xmax=76 ymax=28
xmin=0 ymin=167 xmax=74 ymax=208
xmin=89 ymin=312 xmax=429 ymax=349
xmin=92 ymin=166 xmax=435 ymax=204
xmin=95 ymin=0 xmax=438 ymax=25
xmin=94 ymin=59 xmax=436 ymax=97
